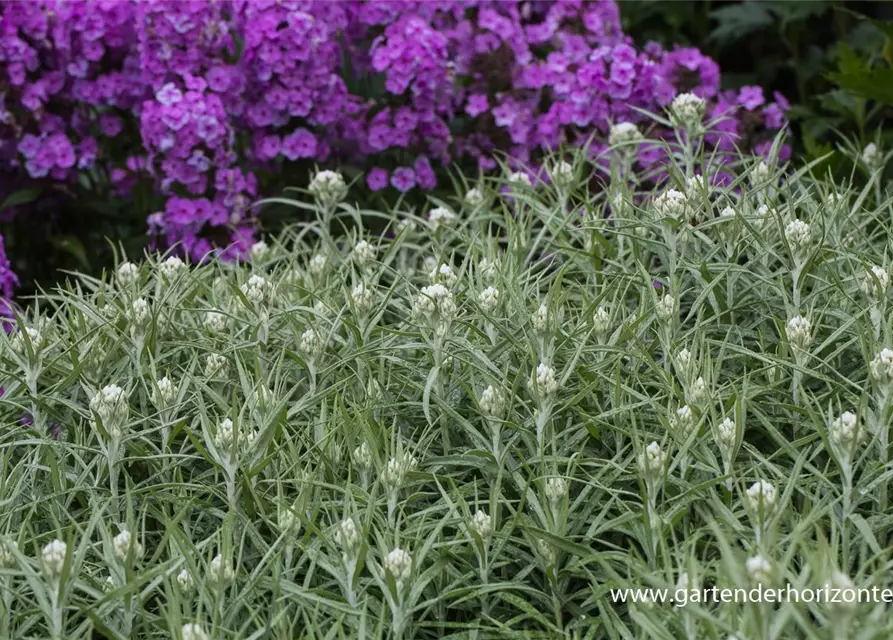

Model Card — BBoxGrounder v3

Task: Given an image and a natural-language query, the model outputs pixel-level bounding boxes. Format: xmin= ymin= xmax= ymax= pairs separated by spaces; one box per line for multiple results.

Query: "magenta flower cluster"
xmin=0 ymin=0 xmax=790 ymax=300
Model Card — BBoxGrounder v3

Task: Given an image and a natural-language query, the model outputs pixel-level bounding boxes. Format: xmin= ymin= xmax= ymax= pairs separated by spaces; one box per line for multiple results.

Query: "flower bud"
xmin=0 ymin=540 xmax=17 ymax=568
xmin=130 ymin=298 xmax=151 ymax=327
xmin=240 ymin=275 xmax=272 ymax=306
xmin=9 ymin=326 xmax=42 ymax=356
xmin=478 ymin=286 xmax=500 ymax=314
xmin=746 ymin=554 xmax=772 ymax=583
xmin=428 ymin=206 xmax=456 ymax=229
xmin=654 ymin=294 xmax=678 ymax=322
xmin=716 ymin=417 xmax=736 ymax=449
xmin=277 ymin=503 xmax=300 ymax=535
xmin=41 ymin=539 xmax=67 ymax=579
xmin=250 ymin=241 xmax=270 ymax=262
xmin=670 ymin=93 xmax=705 ymax=131
xmin=786 ymin=316 xmax=812 ymax=351
xmin=687 ymin=377 xmax=709 ymax=407
xmin=465 ymin=187 xmax=484 ymax=206
xmin=478 ymin=257 xmax=499 ymax=283
xmin=674 ymin=348 xmax=695 ymax=380
xmin=176 ymin=568 xmax=194 ymax=592
xmin=90 ymin=384 xmax=129 ymax=437
xmin=529 ymin=363 xmax=558 ymax=397
xmin=384 ymin=547 xmax=412 ymax=587
xmin=112 ymin=529 xmax=144 ymax=564
xmin=609 ymin=122 xmax=642 ymax=147
xmin=151 ymin=376 xmax=176 ymax=409
xmin=672 ymin=405 xmax=695 ymax=432
xmin=299 ymin=327 xmax=322 ymax=360
xmin=204 ymin=353 xmax=229 ymax=378
xmin=353 ymin=442 xmax=372 ymax=471
xmin=653 ymin=188 xmax=689 ymax=221
xmin=208 ymin=554 xmax=234 ymax=588
xmin=181 ymin=623 xmax=210 ymax=640
xmin=545 ymin=477 xmax=567 ymax=510
xmin=308 ymin=170 xmax=348 ymax=207
xmin=507 ymin=171 xmax=532 ymax=187
xmin=829 ymin=411 xmax=862 ymax=459
xmin=117 ymin=262 xmax=140 ymax=287
xmin=203 ymin=311 xmax=227 ymax=334
xmin=479 ymin=385 xmax=505 ymax=417
xmin=862 ymin=143 xmax=883 ymax=170
xmin=429 ymin=263 xmax=458 ymax=287
xmin=158 ymin=256 xmax=187 ymax=281
xmin=470 ymin=509 xmax=492 ymax=538
xmin=745 ymin=480 xmax=777 ymax=518
xmin=784 ymin=219 xmax=811 ymax=256
xmin=550 ymin=160 xmax=574 ymax=185
xmin=860 ymin=265 xmax=889 ymax=300
xmin=638 ymin=441 xmax=666 ymax=478
xmin=870 ymin=348 xmax=893 ymax=387
xmin=308 ymin=252 xmax=327 ymax=277
xmin=350 ymin=283 xmax=374 ymax=315
xmin=532 ymin=304 xmax=549 ymax=332
xmin=334 ymin=517 xmax=361 ymax=557
xmin=353 ymin=240 xmax=376 ymax=265
xmin=593 ymin=305 xmax=611 ymax=338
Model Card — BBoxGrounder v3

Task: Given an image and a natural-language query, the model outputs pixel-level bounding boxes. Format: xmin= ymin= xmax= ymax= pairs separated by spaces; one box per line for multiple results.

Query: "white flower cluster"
xmin=158 ymin=256 xmax=187 ymax=281
xmin=746 ymin=554 xmax=772 ymax=583
xmin=465 ymin=187 xmax=485 ymax=207
xmin=861 ymin=265 xmax=889 ymax=300
xmin=429 ymin=263 xmax=458 ymax=287
xmin=41 ymin=539 xmax=67 ymax=579
xmin=869 ymin=348 xmax=893 ymax=387
xmin=478 ymin=286 xmax=500 ymax=314
xmin=384 ymin=547 xmax=413 ymax=587
xmin=529 ymin=362 xmax=558 ymax=397
xmin=208 ymin=553 xmax=235 ymax=587
xmin=745 ymin=480 xmax=777 ymax=517
xmin=112 ymin=529 xmax=144 ymax=563
xmin=151 ymin=376 xmax=176 ymax=409
xmin=240 ymin=275 xmax=273 ymax=305
xmin=862 ymin=143 xmax=882 ymax=170
xmin=205 ymin=353 xmax=228 ymax=378
xmin=544 ymin=477 xmax=567 ymax=509
xmin=655 ymin=294 xmax=678 ymax=322
xmin=353 ymin=240 xmax=376 ymax=265
xmin=181 ymin=623 xmax=210 ymax=640
xmin=309 ymin=252 xmax=327 ymax=277
xmin=334 ymin=517 xmax=361 ymax=558
xmin=250 ymin=241 xmax=270 ymax=262
xmin=308 ymin=170 xmax=348 ymax=207
xmin=784 ymin=219 xmax=811 ymax=256
xmin=412 ymin=283 xmax=457 ymax=336
xmin=353 ymin=442 xmax=373 ymax=471
xmin=716 ymin=417 xmax=736 ymax=449
xmin=299 ymin=327 xmax=322 ymax=360
xmin=479 ymin=385 xmax=505 ymax=417
xmin=653 ymin=188 xmax=690 ymax=221
xmin=214 ymin=418 xmax=258 ymax=455
xmin=507 ymin=171 xmax=532 ymax=187
xmin=638 ymin=441 xmax=666 ymax=479
xmin=532 ymin=304 xmax=550 ymax=332
xmin=672 ymin=405 xmax=695 ymax=432
xmin=550 ymin=160 xmax=574 ymax=184
xmin=0 ymin=540 xmax=17 ymax=568
xmin=90 ymin=384 xmax=129 ymax=437
xmin=470 ymin=509 xmax=492 ymax=538
xmin=117 ymin=261 xmax=140 ymax=287
xmin=203 ymin=311 xmax=227 ymax=334
xmin=786 ymin=316 xmax=812 ymax=351
xmin=609 ymin=122 xmax=642 ymax=148
xmin=350 ymin=283 xmax=375 ymax=315
xmin=829 ymin=410 xmax=861 ymax=457
xmin=428 ymin=206 xmax=456 ymax=230
xmin=670 ymin=93 xmax=706 ymax=130
xmin=130 ymin=298 xmax=151 ymax=327
xmin=593 ymin=305 xmax=611 ymax=338
xmin=687 ymin=377 xmax=709 ymax=406
xmin=9 ymin=326 xmax=42 ymax=356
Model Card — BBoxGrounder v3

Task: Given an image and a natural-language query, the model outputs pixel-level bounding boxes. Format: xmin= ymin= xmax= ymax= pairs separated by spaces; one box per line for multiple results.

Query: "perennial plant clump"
xmin=0 ymin=0 xmax=794 ymax=305
xmin=1 ymin=112 xmax=892 ymax=639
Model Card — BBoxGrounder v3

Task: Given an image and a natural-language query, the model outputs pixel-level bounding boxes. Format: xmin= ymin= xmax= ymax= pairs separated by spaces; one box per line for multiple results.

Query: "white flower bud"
xmin=672 ymin=405 xmax=696 ymax=432
xmin=716 ymin=417 xmax=736 ymax=449
xmin=158 ymin=256 xmax=187 ymax=281
xmin=638 ymin=441 xmax=666 ymax=478
xmin=308 ymin=252 xmax=327 ymax=277
xmin=545 ymin=477 xmax=567 ymax=509
xmin=537 ymin=538 xmax=554 ymax=565
xmin=687 ymin=377 xmax=709 ymax=406
xmin=861 ymin=266 xmax=889 ymax=300
xmin=240 ymin=274 xmax=272 ymax=305
xmin=609 ymin=122 xmax=642 ymax=147
xmin=350 ymin=283 xmax=375 ymax=315
xmin=653 ymin=188 xmax=689 ymax=221
xmin=151 ymin=376 xmax=175 ymax=409
xmin=204 ymin=353 xmax=228 ymax=378
xmin=130 ymin=298 xmax=151 ymax=327
xmin=117 ymin=261 xmax=140 ymax=287
xmin=412 ymin=284 xmax=456 ymax=332
xmin=752 ymin=161 xmax=771 ymax=182
xmin=181 ymin=623 xmax=210 ymax=640
xmin=40 ymin=539 xmax=67 ymax=579
xmin=353 ymin=442 xmax=372 ymax=471
xmin=299 ymin=327 xmax=322 ymax=359
xmin=479 ymin=385 xmax=505 ymax=417
xmin=277 ymin=504 xmax=300 ymax=535
xmin=308 ymin=170 xmax=348 ymax=207
xmin=384 ymin=547 xmax=412 ymax=586
xmin=746 ymin=554 xmax=772 ymax=583
xmin=208 ymin=554 xmax=234 ymax=587
xmin=784 ymin=219 xmax=811 ymax=256
xmin=470 ymin=509 xmax=492 ymax=538
xmin=214 ymin=418 xmax=256 ymax=454
xmin=250 ymin=241 xmax=270 ymax=262
xmin=478 ymin=286 xmax=500 ymax=314
xmin=9 ymin=326 xmax=42 ymax=356
xmin=176 ymin=568 xmax=194 ymax=592
xmin=507 ymin=171 xmax=532 ymax=187
xmin=550 ymin=160 xmax=574 ymax=184
xmin=112 ymin=529 xmax=144 ymax=563
xmin=334 ymin=517 xmax=361 ymax=556
xmin=670 ymin=93 xmax=705 ymax=130
xmin=745 ymin=480 xmax=777 ymax=518
xmin=428 ymin=206 xmax=457 ymax=229
xmin=382 ymin=455 xmax=410 ymax=490
xmin=655 ymin=294 xmax=678 ymax=322
xmin=0 ymin=540 xmax=18 ymax=568
xmin=429 ymin=263 xmax=457 ymax=288
xmin=353 ymin=240 xmax=376 ymax=265
xmin=719 ymin=206 xmax=736 ymax=218
xmin=478 ymin=257 xmax=499 ymax=283
xmin=203 ymin=311 xmax=227 ymax=334
xmin=465 ymin=187 xmax=484 ymax=206
xmin=829 ymin=411 xmax=862 ymax=457
xmin=674 ymin=348 xmax=695 ymax=379
xmin=786 ymin=316 xmax=812 ymax=351
xmin=530 ymin=362 xmax=558 ymax=397
xmin=870 ymin=348 xmax=893 ymax=387
xmin=592 ymin=305 xmax=611 ymax=339
xmin=90 ymin=384 xmax=129 ymax=437
xmin=862 ymin=143 xmax=883 ymax=170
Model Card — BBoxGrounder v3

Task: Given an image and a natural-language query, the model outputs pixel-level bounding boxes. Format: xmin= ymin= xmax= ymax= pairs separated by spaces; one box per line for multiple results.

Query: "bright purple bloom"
xmin=390 ymin=167 xmax=417 ymax=192
xmin=367 ymin=168 xmax=389 ymax=191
